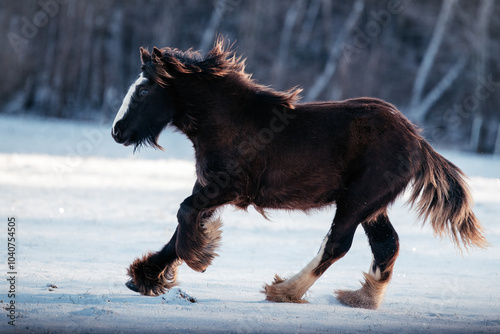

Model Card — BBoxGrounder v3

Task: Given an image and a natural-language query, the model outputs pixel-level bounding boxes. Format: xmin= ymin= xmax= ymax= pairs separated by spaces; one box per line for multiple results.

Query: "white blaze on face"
xmin=112 ymin=73 xmax=148 ymax=134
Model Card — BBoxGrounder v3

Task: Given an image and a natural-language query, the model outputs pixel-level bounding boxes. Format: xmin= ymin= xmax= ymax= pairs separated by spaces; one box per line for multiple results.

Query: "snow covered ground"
xmin=1 ymin=114 xmax=499 ymax=333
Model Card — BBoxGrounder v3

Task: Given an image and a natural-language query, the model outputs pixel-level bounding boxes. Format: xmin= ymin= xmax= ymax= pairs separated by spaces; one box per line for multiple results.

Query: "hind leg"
xmin=263 ymin=206 xmax=359 ymax=303
xmin=264 ymin=159 xmax=407 ymax=305
xmin=336 ymin=213 xmax=399 ymax=309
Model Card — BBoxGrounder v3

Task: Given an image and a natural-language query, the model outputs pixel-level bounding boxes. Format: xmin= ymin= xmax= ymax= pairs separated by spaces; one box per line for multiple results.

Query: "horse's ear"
xmin=140 ymin=47 xmax=151 ymax=64
xmin=152 ymin=47 xmax=162 ymax=60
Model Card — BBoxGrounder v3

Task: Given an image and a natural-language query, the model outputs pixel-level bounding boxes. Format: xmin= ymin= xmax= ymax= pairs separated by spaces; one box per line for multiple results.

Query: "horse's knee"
xmin=177 ymin=199 xmax=198 ymax=224
xmin=175 ymin=216 xmax=223 ymax=273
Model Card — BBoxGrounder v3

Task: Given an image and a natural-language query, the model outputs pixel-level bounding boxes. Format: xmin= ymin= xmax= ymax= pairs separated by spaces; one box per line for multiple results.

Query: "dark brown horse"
xmin=111 ymin=38 xmax=487 ymax=309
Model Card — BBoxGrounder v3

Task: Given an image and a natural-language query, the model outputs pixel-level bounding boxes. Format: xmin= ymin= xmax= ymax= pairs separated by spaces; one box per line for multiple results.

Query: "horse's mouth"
xmin=111 ymin=128 xmax=135 ymax=147
xmin=114 ymin=137 xmax=133 ymax=147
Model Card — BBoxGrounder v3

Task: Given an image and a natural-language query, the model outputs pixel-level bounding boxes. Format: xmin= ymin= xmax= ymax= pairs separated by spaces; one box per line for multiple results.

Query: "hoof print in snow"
xmin=162 ymin=288 xmax=197 ymax=304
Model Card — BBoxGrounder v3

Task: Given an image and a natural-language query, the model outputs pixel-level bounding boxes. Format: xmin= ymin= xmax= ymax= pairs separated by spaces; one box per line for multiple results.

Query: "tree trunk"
xmin=272 ymin=0 xmax=305 ymax=89
xmin=305 ymin=0 xmax=364 ymax=102
xmin=471 ymin=0 xmax=495 ymax=153
xmin=199 ymin=0 xmax=227 ymax=52
xmin=494 ymin=123 xmax=500 ymax=155
xmin=409 ymin=0 xmax=457 ymax=119
xmin=412 ymin=56 xmax=467 ymax=123
xmin=297 ymin=0 xmax=321 ymax=50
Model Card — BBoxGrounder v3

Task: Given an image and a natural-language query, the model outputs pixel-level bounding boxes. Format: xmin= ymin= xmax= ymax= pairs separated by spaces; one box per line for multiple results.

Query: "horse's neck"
xmin=172 ymin=77 xmax=243 ymax=134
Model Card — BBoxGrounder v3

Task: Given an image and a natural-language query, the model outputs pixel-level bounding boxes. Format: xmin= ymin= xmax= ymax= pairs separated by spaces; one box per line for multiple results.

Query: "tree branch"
xmin=412 ymin=56 xmax=467 ymax=123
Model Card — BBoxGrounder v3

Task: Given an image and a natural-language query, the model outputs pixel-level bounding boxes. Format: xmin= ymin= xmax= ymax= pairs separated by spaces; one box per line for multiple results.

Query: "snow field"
xmin=1 ymin=115 xmax=499 ymax=333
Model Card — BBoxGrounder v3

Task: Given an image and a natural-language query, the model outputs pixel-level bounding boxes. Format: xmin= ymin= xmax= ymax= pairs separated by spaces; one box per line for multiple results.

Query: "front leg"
xmin=175 ymin=180 xmax=232 ymax=272
xmin=126 ymin=228 xmax=182 ymax=296
xmin=126 ymin=180 xmax=230 ymax=295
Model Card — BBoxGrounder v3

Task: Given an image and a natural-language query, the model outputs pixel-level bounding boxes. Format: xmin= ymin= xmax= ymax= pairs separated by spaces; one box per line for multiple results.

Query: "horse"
xmin=111 ymin=38 xmax=488 ymax=309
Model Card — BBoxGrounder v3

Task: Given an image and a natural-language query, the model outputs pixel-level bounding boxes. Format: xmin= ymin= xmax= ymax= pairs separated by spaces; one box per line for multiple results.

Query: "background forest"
xmin=1 ymin=0 xmax=499 ymax=153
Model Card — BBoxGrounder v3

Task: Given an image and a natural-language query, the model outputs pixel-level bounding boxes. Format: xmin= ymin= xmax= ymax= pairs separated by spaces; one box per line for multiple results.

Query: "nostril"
xmin=112 ymin=122 xmax=122 ymax=141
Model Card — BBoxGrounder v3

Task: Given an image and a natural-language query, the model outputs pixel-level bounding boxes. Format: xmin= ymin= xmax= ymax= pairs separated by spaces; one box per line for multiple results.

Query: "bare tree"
xmin=305 ymin=0 xmax=364 ymax=102
xmin=297 ymin=0 xmax=321 ymax=50
xmin=199 ymin=0 xmax=228 ymax=52
xmin=413 ymin=56 xmax=467 ymax=123
xmin=470 ymin=0 xmax=496 ymax=153
xmin=1 ymin=1 xmax=499 ymax=154
xmin=409 ymin=0 xmax=458 ymax=122
xmin=271 ymin=0 xmax=306 ymax=88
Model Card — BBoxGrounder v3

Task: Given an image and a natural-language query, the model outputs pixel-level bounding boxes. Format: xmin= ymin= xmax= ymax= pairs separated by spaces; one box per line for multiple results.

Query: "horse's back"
xmin=250 ymin=98 xmax=421 ymax=211
xmin=294 ymin=98 xmax=421 ymax=160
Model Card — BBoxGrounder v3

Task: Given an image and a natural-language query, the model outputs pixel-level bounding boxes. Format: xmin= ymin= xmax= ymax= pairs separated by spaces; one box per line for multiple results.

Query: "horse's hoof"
xmin=125 ymin=279 xmax=140 ymax=293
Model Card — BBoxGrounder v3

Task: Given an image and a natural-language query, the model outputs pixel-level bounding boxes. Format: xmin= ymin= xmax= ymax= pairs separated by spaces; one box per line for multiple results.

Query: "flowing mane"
xmin=141 ymin=38 xmax=302 ymax=110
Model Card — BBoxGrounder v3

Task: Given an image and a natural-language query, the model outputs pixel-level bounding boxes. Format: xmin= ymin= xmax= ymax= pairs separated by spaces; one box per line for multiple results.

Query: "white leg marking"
xmin=265 ymin=230 xmax=331 ymax=302
xmin=368 ymin=256 xmax=382 ymax=281
xmin=287 ymin=230 xmax=330 ymax=285
xmin=112 ymin=73 xmax=148 ymax=133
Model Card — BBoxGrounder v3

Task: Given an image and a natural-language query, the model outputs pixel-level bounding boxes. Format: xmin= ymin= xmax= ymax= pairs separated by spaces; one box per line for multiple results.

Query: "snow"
xmin=1 ymin=114 xmax=499 ymax=333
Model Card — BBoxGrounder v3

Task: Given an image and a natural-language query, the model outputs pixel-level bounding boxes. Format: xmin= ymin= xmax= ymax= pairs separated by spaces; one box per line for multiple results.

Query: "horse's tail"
xmin=408 ymin=140 xmax=488 ymax=250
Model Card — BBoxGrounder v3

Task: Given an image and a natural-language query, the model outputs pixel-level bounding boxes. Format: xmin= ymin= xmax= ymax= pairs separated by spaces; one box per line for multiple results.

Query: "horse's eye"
xmin=139 ymin=88 xmax=149 ymax=97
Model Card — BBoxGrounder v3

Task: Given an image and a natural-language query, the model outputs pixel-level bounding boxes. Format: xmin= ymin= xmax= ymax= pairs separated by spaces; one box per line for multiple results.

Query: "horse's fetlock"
xmin=127 ymin=252 xmax=179 ymax=296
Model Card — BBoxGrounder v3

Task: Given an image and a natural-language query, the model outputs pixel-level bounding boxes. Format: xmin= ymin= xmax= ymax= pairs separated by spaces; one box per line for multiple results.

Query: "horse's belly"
xmin=252 ymin=179 xmax=339 ymax=211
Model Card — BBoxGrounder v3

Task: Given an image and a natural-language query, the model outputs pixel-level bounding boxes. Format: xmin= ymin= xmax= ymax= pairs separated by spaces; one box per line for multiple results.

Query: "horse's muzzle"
xmin=111 ymin=121 xmax=131 ymax=146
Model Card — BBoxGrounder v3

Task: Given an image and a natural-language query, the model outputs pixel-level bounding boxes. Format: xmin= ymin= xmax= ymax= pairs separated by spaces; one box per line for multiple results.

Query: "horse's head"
xmin=111 ymin=47 xmax=174 ymax=150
